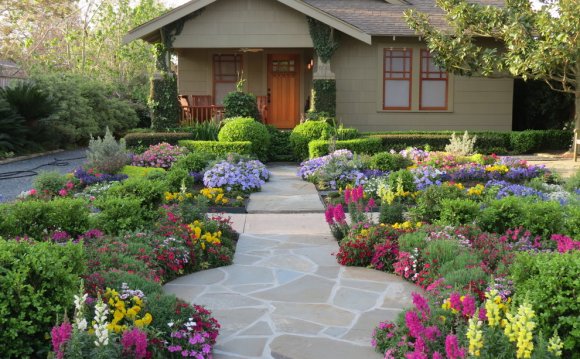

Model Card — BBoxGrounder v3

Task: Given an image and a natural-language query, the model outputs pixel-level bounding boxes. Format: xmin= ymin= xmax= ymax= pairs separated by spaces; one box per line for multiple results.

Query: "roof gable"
xmin=124 ymin=0 xmax=371 ymax=45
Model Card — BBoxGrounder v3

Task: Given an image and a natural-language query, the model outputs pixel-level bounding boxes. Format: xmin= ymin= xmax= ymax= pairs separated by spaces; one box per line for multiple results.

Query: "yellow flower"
xmin=548 ymin=332 xmax=563 ymax=357
xmin=135 ymin=313 xmax=153 ymax=328
xmin=504 ymin=302 xmax=536 ymax=359
xmin=484 ymin=289 xmax=503 ymax=327
xmin=467 ymin=315 xmax=484 ymax=357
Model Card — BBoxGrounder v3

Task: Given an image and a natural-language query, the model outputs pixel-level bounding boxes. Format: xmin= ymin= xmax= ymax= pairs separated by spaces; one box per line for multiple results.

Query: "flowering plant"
xmin=166 ymin=303 xmax=220 ymax=359
xmin=203 ymin=159 xmax=269 ymax=193
xmin=131 ymin=142 xmax=188 ymax=169
xmin=103 ymin=284 xmax=152 ymax=333
xmin=74 ymin=167 xmax=128 ymax=187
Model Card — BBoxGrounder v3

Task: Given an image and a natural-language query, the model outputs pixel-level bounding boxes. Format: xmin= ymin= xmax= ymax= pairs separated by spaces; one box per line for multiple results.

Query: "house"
xmin=0 ymin=60 xmax=27 ymax=89
xmin=124 ymin=0 xmax=513 ymax=131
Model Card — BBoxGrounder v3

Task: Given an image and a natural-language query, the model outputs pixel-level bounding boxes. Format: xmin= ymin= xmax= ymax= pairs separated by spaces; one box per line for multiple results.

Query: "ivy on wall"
xmin=307 ymin=17 xmax=339 ymax=63
xmin=311 ymin=80 xmax=336 ymax=117
xmin=149 ymin=10 xmax=203 ymax=129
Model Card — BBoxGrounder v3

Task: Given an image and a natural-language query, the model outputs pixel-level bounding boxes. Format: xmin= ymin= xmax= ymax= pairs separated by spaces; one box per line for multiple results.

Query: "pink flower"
xmin=51 ymin=321 xmax=72 ymax=359
xmin=551 ymin=234 xmax=580 ymax=253
xmin=366 ymin=197 xmax=376 ymax=211
xmin=325 ymin=205 xmax=335 ymax=225
xmin=66 ymin=181 xmax=74 ymax=190
xmin=29 ymin=188 xmax=37 ymax=195
xmin=433 ymin=352 xmax=444 ymax=359
xmin=121 ymin=328 xmax=148 ymax=359
xmin=449 ymin=292 xmax=462 ymax=312
xmin=478 ymin=308 xmax=487 ymax=321
xmin=423 ymin=325 xmax=441 ymax=341
xmin=344 ymin=188 xmax=352 ymax=204
xmin=412 ymin=292 xmax=431 ymax=317
xmin=405 ymin=311 xmax=424 ymax=338
xmin=445 ymin=335 xmax=466 ymax=359
xmin=461 ymin=295 xmax=476 ymax=317
xmin=58 ymin=189 xmax=68 ymax=197
xmin=333 ymin=204 xmax=346 ymax=223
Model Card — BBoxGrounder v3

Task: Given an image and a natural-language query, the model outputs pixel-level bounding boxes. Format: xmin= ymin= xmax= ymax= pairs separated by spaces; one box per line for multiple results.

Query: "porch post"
xmin=310 ymin=56 xmax=337 ymax=117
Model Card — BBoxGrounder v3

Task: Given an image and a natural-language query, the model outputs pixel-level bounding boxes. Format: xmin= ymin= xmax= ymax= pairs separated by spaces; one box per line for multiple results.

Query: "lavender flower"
xmin=203 ymin=159 xmax=270 ymax=193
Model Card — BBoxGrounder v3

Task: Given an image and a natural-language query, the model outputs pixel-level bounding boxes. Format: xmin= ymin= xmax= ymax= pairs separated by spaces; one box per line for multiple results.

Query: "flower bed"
xmin=0 ymin=145 xmax=268 ymax=358
xmin=302 ymin=148 xmax=580 ymax=358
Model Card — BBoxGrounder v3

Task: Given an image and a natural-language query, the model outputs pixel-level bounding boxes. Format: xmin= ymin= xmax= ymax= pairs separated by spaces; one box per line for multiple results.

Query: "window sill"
xmin=377 ymin=109 xmax=454 ymax=113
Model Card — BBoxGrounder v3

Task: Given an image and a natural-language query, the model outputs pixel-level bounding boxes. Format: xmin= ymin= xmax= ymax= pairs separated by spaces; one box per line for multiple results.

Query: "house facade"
xmin=125 ymin=0 xmax=513 ymax=131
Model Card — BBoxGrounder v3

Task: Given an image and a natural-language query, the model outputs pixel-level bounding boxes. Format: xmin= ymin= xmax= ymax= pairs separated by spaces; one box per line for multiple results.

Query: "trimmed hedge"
xmin=120 ymin=165 xmax=166 ymax=178
xmin=365 ymin=130 xmax=572 ymax=154
xmin=309 ymin=137 xmax=383 ymax=158
xmin=290 ymin=120 xmax=332 ymax=160
xmin=218 ymin=117 xmax=270 ymax=161
xmin=124 ymin=132 xmax=194 ymax=148
xmin=337 ymin=127 xmax=360 ymax=140
xmin=179 ymin=140 xmax=253 ymax=157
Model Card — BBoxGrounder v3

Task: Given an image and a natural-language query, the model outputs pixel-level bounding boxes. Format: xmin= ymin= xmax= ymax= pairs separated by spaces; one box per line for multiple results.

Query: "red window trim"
xmin=212 ymin=54 xmax=243 ymax=105
xmin=419 ymin=50 xmax=448 ymax=111
xmin=383 ymin=48 xmax=412 ymax=110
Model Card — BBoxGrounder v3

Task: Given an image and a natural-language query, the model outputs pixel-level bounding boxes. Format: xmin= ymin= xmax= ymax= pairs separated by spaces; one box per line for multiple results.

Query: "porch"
xmin=176 ymin=48 xmax=315 ymax=129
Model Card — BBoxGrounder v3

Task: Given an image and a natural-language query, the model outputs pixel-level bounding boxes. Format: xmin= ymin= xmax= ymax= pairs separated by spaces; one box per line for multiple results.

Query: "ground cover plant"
xmin=301 ymin=143 xmax=580 ymax=358
xmin=0 ymin=137 xmax=271 ymax=358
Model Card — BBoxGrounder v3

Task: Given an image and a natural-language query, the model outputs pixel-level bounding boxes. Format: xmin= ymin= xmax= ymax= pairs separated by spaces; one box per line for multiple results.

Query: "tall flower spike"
xmin=93 ymin=297 xmax=109 ymax=347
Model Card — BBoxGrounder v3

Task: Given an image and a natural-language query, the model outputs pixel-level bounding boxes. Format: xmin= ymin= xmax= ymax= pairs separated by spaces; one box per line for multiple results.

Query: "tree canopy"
xmin=405 ymin=0 xmax=579 ymax=132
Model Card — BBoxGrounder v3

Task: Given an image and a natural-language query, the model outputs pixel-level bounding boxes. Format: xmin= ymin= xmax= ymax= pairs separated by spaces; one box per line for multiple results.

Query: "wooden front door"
xmin=267 ymin=54 xmax=300 ymax=128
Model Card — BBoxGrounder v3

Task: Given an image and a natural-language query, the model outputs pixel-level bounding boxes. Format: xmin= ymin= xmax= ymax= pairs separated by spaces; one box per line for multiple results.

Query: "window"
xmin=420 ymin=50 xmax=448 ymax=110
xmin=383 ymin=48 xmax=412 ymax=110
xmin=213 ymin=54 xmax=242 ymax=105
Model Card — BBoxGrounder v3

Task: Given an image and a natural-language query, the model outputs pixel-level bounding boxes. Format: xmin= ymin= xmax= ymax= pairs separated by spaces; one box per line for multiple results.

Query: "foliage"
xmin=0 ymin=239 xmax=85 ymax=358
xmin=120 ymin=165 xmax=166 ymax=179
xmin=187 ymin=120 xmax=222 ymax=141
xmin=33 ymin=171 xmax=70 ymax=196
xmin=306 ymin=17 xmax=340 ymax=63
xmin=164 ymin=167 xmax=195 ymax=192
xmin=370 ymin=152 xmax=413 ymax=172
xmin=289 ymin=120 xmax=332 ymax=160
xmin=266 ymin=126 xmax=294 ymax=162
xmin=31 ymin=74 xmax=138 ymax=147
xmin=308 ymin=137 xmax=383 ymax=158
xmin=124 ymin=132 xmax=194 ymax=149
xmin=0 ymin=198 xmax=90 ymax=239
xmin=336 ymin=127 xmax=360 ymax=140
xmin=87 ymin=128 xmax=130 ymax=174
xmin=0 ymin=98 xmax=29 ymax=152
xmin=510 ymin=130 xmax=546 ymax=154
xmin=379 ymin=202 xmax=405 ymax=224
xmin=310 ymin=79 xmax=336 ymax=116
xmin=388 ymin=169 xmax=417 ymax=193
xmin=222 ymin=92 xmax=260 ymax=120
xmin=178 ymin=140 xmax=253 ymax=157
xmin=405 ymin=0 xmax=580 ymax=131
xmin=105 ymin=177 xmax=166 ymax=215
xmin=0 ymin=80 xmax=55 ymax=125
xmin=171 ymin=152 xmax=215 ymax=173
xmin=131 ymin=142 xmax=188 ymax=169
xmin=511 ymin=251 xmax=580 ymax=354
xmin=299 ymin=149 xmax=368 ymax=190
xmin=437 ymin=198 xmax=480 ymax=226
xmin=445 ymin=131 xmax=477 ymax=156
xmin=150 ymin=72 xmax=180 ymax=130
xmin=91 ymin=197 xmax=149 ymax=234
xmin=218 ymin=117 xmax=271 ymax=161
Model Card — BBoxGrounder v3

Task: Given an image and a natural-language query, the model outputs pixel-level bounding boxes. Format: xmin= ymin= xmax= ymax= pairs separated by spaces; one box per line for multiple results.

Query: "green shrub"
xmin=379 ymin=202 xmax=405 ymax=224
xmin=290 ymin=120 xmax=331 ymax=160
xmin=124 ymin=132 xmax=194 ymax=148
xmin=564 ymin=205 xmax=580 ymax=240
xmin=178 ymin=140 xmax=253 ymax=157
xmin=171 ymin=151 xmax=215 ymax=172
xmin=369 ymin=152 xmax=413 ymax=172
xmin=311 ymin=79 xmax=336 ymax=116
xmin=165 ymin=167 xmax=195 ymax=192
xmin=0 ymin=98 xmax=29 ymax=152
xmin=308 ymin=137 xmax=383 ymax=158
xmin=437 ymin=198 xmax=480 ymax=226
xmin=33 ymin=171 xmax=69 ymax=195
xmin=336 ymin=127 xmax=360 ymax=140
xmin=266 ymin=126 xmax=294 ymax=162
xmin=186 ymin=120 xmax=221 ymax=141
xmin=218 ymin=117 xmax=270 ymax=160
xmin=120 ymin=165 xmax=166 ymax=178
xmin=409 ymin=184 xmax=465 ymax=222
xmin=101 ymin=270 xmax=163 ymax=296
xmin=510 ymin=130 xmax=545 ymax=154
xmin=86 ymin=127 xmax=129 ymax=174
xmin=0 ymin=239 xmax=85 ymax=358
xmin=510 ymin=251 xmax=580 ymax=354
xmin=105 ymin=177 xmax=166 ymax=215
xmin=0 ymin=198 xmax=90 ymax=239
xmin=223 ymin=91 xmax=260 ymax=120
xmin=372 ymin=134 xmax=450 ymax=152
xmin=92 ymin=197 xmax=149 ymax=234
xmin=387 ymin=169 xmax=417 ymax=193
xmin=565 ymin=169 xmax=580 ymax=192
xmin=398 ymin=231 xmax=428 ymax=253
xmin=478 ymin=197 xmax=563 ymax=239
xmin=150 ymin=72 xmax=180 ymax=130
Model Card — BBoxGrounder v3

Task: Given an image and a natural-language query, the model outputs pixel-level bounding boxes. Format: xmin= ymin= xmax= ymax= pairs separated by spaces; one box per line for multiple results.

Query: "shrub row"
xmin=308 ymin=137 xmax=383 ymax=158
xmin=124 ymin=132 xmax=194 ymax=148
xmin=179 ymin=140 xmax=253 ymax=157
xmin=367 ymin=130 xmax=573 ymax=154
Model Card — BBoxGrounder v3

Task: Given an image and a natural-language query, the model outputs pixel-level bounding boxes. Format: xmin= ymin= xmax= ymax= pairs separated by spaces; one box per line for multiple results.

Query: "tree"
xmin=405 ymin=0 xmax=580 ymax=133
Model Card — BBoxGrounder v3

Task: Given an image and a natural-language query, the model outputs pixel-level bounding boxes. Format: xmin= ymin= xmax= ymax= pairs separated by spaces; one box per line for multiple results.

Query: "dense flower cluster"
xmin=203 ymin=159 xmax=269 ymax=192
xmin=131 ymin=142 xmax=188 ymax=169
xmin=73 ymin=167 xmax=127 ymax=186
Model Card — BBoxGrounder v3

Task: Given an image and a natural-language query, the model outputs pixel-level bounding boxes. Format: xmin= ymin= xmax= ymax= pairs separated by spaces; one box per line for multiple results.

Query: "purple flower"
xmin=445 ymin=335 xmax=466 ymax=359
xmin=411 ymin=292 xmax=430 ymax=316
xmin=405 ymin=311 xmax=424 ymax=339
xmin=51 ymin=321 xmax=72 ymax=359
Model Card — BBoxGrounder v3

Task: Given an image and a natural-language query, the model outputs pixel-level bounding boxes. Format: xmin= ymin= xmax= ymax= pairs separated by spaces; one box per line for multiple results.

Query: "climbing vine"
xmin=307 ymin=17 xmax=340 ymax=63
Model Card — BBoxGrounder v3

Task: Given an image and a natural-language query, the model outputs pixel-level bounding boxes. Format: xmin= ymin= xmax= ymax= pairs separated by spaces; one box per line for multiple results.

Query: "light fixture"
xmin=239 ymin=48 xmax=263 ymax=53
xmin=307 ymin=58 xmax=314 ymax=70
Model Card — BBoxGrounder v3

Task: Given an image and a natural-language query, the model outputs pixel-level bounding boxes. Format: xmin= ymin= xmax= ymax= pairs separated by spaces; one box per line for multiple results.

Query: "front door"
xmin=267 ymin=54 xmax=300 ymax=128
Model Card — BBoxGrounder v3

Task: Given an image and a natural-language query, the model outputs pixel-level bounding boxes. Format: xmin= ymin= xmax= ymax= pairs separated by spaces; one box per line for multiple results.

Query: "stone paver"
xmin=164 ymin=164 xmax=419 ymax=359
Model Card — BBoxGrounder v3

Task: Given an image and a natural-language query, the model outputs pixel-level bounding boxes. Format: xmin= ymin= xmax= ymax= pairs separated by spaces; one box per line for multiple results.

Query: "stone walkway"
xmin=164 ymin=164 xmax=418 ymax=359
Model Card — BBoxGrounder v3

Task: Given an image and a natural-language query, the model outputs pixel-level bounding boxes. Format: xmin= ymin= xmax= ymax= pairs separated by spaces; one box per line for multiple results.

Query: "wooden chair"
xmin=574 ymin=129 xmax=579 ymax=162
xmin=178 ymin=95 xmax=192 ymax=122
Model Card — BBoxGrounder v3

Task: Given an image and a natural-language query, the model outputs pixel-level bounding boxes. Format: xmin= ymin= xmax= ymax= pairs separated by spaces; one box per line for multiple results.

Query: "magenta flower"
xmin=551 ymin=234 xmax=580 ymax=253
xmin=412 ymin=292 xmax=431 ymax=317
xmin=51 ymin=321 xmax=72 ymax=359
xmin=121 ymin=328 xmax=148 ymax=359
xmin=333 ymin=204 xmax=346 ymax=223
xmin=478 ymin=308 xmax=488 ymax=321
xmin=449 ymin=292 xmax=462 ymax=312
xmin=344 ymin=188 xmax=352 ymax=204
xmin=432 ymin=352 xmax=444 ymax=359
xmin=405 ymin=311 xmax=424 ymax=338
xmin=461 ymin=294 xmax=476 ymax=317
xmin=423 ymin=325 xmax=441 ymax=341
xmin=325 ymin=205 xmax=335 ymax=224
xmin=445 ymin=334 xmax=466 ymax=359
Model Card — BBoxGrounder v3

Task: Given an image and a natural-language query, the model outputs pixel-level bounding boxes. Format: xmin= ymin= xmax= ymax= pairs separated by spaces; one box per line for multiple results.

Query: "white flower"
xmin=75 ymin=318 xmax=87 ymax=331
xmin=93 ymin=299 xmax=109 ymax=347
xmin=168 ymin=322 xmax=174 ymax=328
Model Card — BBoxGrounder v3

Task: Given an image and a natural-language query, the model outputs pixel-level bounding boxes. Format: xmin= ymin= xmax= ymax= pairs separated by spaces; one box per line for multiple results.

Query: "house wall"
xmin=173 ymin=0 xmax=313 ymax=48
xmin=332 ymin=36 xmax=514 ymax=131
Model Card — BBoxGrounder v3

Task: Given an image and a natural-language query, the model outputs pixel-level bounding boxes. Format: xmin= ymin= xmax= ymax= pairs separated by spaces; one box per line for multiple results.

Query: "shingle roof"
xmin=303 ymin=0 xmax=504 ymax=36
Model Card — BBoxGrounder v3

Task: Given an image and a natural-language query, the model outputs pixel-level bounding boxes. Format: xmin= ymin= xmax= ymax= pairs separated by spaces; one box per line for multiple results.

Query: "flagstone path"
xmin=163 ymin=164 xmax=419 ymax=359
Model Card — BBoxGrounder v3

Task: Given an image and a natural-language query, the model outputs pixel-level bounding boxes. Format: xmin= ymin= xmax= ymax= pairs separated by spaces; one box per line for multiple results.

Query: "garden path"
xmin=164 ymin=164 xmax=418 ymax=359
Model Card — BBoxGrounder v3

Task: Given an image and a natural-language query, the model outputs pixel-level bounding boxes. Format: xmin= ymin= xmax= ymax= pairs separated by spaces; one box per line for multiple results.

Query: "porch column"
xmin=310 ymin=56 xmax=337 ymax=116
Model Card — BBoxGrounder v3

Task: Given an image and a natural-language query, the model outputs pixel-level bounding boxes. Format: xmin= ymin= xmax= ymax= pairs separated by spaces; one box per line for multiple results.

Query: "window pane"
xmin=384 ymin=80 xmax=410 ymax=108
xmin=215 ymin=82 xmax=236 ymax=105
xmin=391 ymin=57 xmax=404 ymax=71
xmin=421 ymin=80 xmax=446 ymax=108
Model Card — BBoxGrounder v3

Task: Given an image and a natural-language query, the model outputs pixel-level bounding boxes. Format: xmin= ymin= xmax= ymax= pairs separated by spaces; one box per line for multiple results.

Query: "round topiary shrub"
xmin=289 ymin=120 xmax=332 ymax=160
xmin=370 ymin=152 xmax=413 ymax=172
xmin=218 ymin=117 xmax=271 ymax=161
